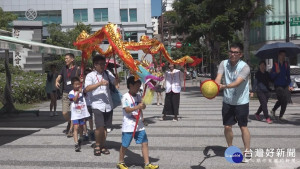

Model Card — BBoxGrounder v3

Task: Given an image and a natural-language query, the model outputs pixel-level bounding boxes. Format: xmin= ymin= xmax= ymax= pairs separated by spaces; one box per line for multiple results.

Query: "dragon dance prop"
xmin=74 ymin=23 xmax=194 ymax=80
xmin=74 ymin=23 xmax=199 ymax=137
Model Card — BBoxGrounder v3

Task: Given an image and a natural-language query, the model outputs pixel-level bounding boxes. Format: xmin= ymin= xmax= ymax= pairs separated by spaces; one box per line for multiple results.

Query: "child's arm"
xmin=124 ymin=103 xmax=145 ymax=114
xmin=73 ymin=88 xmax=82 ymax=103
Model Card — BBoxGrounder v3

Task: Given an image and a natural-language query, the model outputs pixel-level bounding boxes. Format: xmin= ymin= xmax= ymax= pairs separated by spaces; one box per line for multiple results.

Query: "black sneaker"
xmin=78 ymin=138 xmax=82 ymax=147
xmin=75 ymin=143 xmax=80 ymax=152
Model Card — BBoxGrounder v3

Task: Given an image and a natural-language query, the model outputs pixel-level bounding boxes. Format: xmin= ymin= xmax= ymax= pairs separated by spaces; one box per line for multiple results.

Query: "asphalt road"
xmin=292 ymin=93 xmax=300 ymax=104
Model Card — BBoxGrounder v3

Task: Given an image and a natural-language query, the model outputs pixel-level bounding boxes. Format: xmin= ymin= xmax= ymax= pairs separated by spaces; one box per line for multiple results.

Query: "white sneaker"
xmin=54 ymin=112 xmax=58 ymax=116
xmin=50 ymin=112 xmax=54 ymax=117
xmin=107 ymin=128 xmax=112 ymax=133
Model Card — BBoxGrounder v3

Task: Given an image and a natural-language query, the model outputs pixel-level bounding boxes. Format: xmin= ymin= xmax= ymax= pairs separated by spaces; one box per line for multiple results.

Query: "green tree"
xmin=236 ymin=0 xmax=272 ymax=63
xmin=166 ymin=0 xmax=271 ymax=78
xmin=0 ymin=8 xmax=17 ymax=115
xmin=0 ymin=7 xmax=17 ymax=31
xmin=46 ymin=22 xmax=92 ymax=49
xmin=166 ymin=0 xmax=242 ymax=62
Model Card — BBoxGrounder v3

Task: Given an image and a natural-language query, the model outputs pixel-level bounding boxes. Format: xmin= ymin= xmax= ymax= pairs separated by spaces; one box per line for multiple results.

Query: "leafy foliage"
xmin=0 ymin=7 xmax=17 ymax=31
xmin=46 ymin=22 xmax=92 ymax=49
xmin=166 ymin=0 xmax=271 ymax=63
xmin=0 ymin=62 xmax=47 ymax=104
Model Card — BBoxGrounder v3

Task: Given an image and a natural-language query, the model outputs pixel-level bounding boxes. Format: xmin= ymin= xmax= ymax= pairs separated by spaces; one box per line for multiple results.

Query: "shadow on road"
xmin=248 ymin=114 xmax=300 ymax=126
xmin=94 ymin=140 xmax=159 ymax=168
xmin=0 ymin=110 xmax=66 ymax=146
xmin=191 ymin=145 xmax=227 ymax=169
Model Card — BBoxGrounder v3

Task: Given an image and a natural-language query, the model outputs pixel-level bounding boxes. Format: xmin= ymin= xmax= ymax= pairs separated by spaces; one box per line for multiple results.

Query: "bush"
xmin=0 ymin=62 xmax=47 ymax=104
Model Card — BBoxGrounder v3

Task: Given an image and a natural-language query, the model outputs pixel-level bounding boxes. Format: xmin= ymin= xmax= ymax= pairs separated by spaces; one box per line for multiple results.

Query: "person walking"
xmin=155 ymin=66 xmax=164 ymax=106
xmin=270 ymin=50 xmax=293 ymax=122
xmin=117 ymin=76 xmax=159 ymax=169
xmin=85 ymin=55 xmax=117 ymax=156
xmin=160 ymin=63 xmax=183 ymax=121
xmin=68 ymin=77 xmax=90 ymax=152
xmin=253 ymin=61 xmax=272 ymax=124
xmin=46 ymin=64 xmax=58 ymax=117
xmin=215 ymin=43 xmax=251 ymax=162
xmin=55 ymin=53 xmax=81 ymax=137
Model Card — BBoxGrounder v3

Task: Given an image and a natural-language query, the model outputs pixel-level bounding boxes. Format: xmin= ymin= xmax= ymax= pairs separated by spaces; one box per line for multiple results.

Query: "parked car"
xmin=290 ymin=65 xmax=300 ymax=92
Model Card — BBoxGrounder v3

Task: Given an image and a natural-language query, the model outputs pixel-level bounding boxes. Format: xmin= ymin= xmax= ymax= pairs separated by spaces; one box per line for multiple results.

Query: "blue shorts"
xmin=72 ymin=119 xmax=86 ymax=125
xmin=122 ymin=130 xmax=148 ymax=148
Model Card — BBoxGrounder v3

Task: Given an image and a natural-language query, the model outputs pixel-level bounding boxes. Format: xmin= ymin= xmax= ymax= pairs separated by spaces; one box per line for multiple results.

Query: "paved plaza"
xmin=0 ymin=82 xmax=300 ymax=169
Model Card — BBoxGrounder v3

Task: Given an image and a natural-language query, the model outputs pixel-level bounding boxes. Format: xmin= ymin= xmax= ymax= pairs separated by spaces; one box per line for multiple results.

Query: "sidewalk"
xmin=0 ymin=82 xmax=300 ymax=169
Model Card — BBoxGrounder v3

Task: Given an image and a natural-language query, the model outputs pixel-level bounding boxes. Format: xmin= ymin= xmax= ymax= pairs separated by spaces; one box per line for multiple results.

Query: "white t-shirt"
xmin=85 ymin=70 xmax=115 ymax=112
xmin=68 ymin=90 xmax=90 ymax=120
xmin=121 ymin=92 xmax=145 ymax=132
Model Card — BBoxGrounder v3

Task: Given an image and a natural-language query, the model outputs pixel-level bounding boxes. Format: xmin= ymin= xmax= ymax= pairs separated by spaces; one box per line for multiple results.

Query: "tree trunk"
xmin=243 ymin=18 xmax=251 ymax=64
xmin=243 ymin=0 xmax=260 ymax=65
xmin=0 ymin=50 xmax=16 ymax=115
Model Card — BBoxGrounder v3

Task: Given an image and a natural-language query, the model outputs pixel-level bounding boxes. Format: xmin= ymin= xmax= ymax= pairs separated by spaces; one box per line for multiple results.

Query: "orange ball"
xmin=200 ymin=80 xmax=220 ymax=99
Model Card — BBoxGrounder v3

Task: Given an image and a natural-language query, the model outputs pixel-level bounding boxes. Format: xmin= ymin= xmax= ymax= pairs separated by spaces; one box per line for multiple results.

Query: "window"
xmin=129 ymin=9 xmax=137 ymax=22
xmin=73 ymin=9 xmax=88 ymax=22
xmin=120 ymin=9 xmax=128 ymax=22
xmin=13 ymin=10 xmax=62 ymax=25
xmin=124 ymin=32 xmax=138 ymax=42
xmin=94 ymin=8 xmax=108 ymax=22
xmin=120 ymin=8 xmax=137 ymax=22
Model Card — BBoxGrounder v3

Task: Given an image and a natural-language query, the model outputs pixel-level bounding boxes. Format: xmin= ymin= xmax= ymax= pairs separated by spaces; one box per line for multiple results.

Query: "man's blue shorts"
xmin=72 ymin=119 xmax=86 ymax=125
xmin=122 ymin=130 xmax=148 ymax=148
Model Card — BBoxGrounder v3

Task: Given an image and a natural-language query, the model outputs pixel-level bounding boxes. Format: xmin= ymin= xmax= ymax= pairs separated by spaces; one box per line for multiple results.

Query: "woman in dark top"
xmin=254 ymin=61 xmax=272 ymax=124
xmin=46 ymin=64 xmax=58 ymax=117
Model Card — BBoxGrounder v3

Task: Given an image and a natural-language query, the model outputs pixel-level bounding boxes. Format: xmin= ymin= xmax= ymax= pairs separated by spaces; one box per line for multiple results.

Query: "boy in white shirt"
xmin=117 ymin=76 xmax=159 ymax=169
xmin=68 ymin=77 xmax=90 ymax=152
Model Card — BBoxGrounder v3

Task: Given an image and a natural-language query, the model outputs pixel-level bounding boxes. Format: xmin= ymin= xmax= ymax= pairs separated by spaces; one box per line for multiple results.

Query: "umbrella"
xmin=255 ymin=42 xmax=300 ymax=59
xmin=106 ymin=58 xmax=120 ymax=68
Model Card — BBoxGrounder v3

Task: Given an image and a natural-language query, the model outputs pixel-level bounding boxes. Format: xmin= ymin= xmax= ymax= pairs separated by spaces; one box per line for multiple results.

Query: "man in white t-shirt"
xmin=117 ymin=76 xmax=159 ymax=169
xmin=85 ymin=55 xmax=117 ymax=156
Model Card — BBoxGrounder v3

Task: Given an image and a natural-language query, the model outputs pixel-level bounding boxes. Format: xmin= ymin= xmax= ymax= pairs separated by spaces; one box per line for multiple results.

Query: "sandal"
xmin=94 ymin=145 xmax=101 ymax=156
xmin=67 ymin=130 xmax=73 ymax=138
xmin=101 ymin=147 xmax=110 ymax=155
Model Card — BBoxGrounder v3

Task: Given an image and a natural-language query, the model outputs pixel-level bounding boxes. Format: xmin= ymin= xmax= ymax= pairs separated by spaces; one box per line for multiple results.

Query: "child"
xmin=117 ymin=76 xmax=159 ymax=169
xmin=68 ymin=77 xmax=90 ymax=152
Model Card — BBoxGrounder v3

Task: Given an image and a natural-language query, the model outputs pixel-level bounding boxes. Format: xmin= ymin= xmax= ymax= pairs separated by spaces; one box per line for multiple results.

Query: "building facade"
xmin=162 ymin=0 xmax=174 ymax=13
xmin=0 ymin=0 xmax=153 ymax=60
xmin=250 ymin=0 xmax=300 ymax=66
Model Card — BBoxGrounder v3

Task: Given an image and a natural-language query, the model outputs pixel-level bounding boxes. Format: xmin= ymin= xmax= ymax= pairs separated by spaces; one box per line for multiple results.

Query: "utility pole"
xmin=286 ymin=0 xmax=290 ymax=42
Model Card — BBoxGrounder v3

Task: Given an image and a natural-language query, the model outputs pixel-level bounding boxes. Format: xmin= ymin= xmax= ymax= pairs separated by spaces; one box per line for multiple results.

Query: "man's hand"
xmin=250 ymin=92 xmax=254 ymax=97
xmin=80 ymin=76 xmax=84 ymax=83
xmin=55 ymin=81 xmax=60 ymax=89
xmin=98 ymin=79 xmax=109 ymax=86
xmin=289 ymin=87 xmax=294 ymax=91
xmin=55 ymin=75 xmax=61 ymax=89
xmin=218 ymin=84 xmax=227 ymax=90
